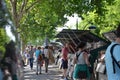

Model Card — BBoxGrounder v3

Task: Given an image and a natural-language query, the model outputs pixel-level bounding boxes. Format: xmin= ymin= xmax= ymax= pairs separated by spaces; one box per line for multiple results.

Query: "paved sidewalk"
xmin=23 ymin=62 xmax=64 ymax=80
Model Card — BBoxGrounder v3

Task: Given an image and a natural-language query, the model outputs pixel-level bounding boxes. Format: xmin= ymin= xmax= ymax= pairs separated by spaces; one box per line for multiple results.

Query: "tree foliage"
xmin=5 ymin=0 xmax=68 ymax=45
xmin=0 ymin=0 xmax=10 ymax=55
xmin=77 ymin=0 xmax=120 ymax=37
xmin=5 ymin=0 xmax=120 ymax=45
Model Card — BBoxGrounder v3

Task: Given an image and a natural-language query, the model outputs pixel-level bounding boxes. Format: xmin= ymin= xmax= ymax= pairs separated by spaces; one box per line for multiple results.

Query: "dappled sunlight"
xmin=23 ymin=63 xmax=63 ymax=80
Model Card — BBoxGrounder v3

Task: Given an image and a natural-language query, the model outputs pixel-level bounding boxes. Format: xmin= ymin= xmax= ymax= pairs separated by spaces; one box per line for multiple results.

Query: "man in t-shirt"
xmin=105 ymin=24 xmax=120 ymax=80
xmin=61 ymin=43 xmax=69 ymax=80
xmin=29 ymin=46 xmax=34 ymax=70
xmin=43 ymin=46 xmax=49 ymax=73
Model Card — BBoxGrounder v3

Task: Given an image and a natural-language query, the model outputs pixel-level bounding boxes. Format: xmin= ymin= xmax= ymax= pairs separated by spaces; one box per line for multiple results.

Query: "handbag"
xmin=96 ymin=62 xmax=105 ymax=73
xmin=78 ymin=70 xmax=87 ymax=79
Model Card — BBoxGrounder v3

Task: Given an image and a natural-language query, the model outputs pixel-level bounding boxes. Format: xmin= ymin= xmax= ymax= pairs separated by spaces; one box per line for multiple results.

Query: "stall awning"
xmin=56 ymin=29 xmax=108 ymax=45
xmin=102 ymin=30 xmax=117 ymax=42
xmin=55 ymin=29 xmax=109 ymax=52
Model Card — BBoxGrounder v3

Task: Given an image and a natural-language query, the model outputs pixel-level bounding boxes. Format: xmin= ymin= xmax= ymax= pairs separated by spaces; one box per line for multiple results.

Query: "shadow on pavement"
xmin=23 ymin=64 xmax=63 ymax=80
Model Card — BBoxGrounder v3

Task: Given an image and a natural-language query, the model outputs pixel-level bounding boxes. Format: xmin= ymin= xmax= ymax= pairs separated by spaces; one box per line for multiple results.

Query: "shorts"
xmin=73 ymin=64 xmax=90 ymax=79
xmin=62 ymin=59 xmax=68 ymax=69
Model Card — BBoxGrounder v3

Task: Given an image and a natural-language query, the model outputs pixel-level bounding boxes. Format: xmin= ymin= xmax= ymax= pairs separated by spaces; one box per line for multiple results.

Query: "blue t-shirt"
xmin=105 ymin=42 xmax=120 ymax=80
xmin=35 ymin=50 xmax=41 ymax=58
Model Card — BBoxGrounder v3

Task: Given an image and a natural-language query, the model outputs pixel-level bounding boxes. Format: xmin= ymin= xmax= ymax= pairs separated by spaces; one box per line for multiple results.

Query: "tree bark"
xmin=9 ymin=0 xmax=40 ymax=28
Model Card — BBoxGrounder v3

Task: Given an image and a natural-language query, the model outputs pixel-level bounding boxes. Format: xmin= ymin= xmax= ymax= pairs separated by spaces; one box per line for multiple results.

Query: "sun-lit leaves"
xmin=5 ymin=0 xmax=119 ymax=45
xmin=77 ymin=0 xmax=120 ymax=38
xmin=17 ymin=0 xmax=68 ymax=45
xmin=0 ymin=28 xmax=9 ymax=53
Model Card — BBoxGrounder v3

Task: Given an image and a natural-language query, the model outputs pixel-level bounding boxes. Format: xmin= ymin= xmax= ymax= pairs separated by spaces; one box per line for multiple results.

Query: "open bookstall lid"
xmin=55 ymin=29 xmax=109 ymax=53
xmin=102 ymin=30 xmax=117 ymax=42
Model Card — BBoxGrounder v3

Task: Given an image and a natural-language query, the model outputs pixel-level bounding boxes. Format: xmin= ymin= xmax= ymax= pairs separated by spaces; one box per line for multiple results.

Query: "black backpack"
xmin=110 ymin=44 xmax=120 ymax=73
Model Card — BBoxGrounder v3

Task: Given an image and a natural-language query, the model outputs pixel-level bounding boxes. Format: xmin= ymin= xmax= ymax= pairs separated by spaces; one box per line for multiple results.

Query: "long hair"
xmin=76 ymin=41 xmax=86 ymax=50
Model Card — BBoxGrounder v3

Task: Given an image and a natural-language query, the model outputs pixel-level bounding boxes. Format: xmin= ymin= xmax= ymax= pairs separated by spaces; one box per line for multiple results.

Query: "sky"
xmin=5 ymin=25 xmax=15 ymax=41
xmin=57 ymin=14 xmax=81 ymax=31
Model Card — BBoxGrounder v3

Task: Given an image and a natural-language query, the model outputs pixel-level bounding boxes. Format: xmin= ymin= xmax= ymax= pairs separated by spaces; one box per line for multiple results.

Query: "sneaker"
xmin=36 ymin=73 xmax=38 ymax=75
xmin=39 ymin=72 xmax=42 ymax=74
xmin=45 ymin=70 xmax=48 ymax=73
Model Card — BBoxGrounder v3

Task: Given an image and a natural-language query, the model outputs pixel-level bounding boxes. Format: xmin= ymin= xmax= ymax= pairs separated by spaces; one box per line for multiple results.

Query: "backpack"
xmin=110 ymin=44 xmax=120 ymax=73
xmin=37 ymin=51 xmax=43 ymax=61
xmin=38 ymin=54 xmax=43 ymax=61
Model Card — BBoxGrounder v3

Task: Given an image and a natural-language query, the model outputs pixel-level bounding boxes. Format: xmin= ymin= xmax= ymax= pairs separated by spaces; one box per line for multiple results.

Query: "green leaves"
xmin=0 ymin=28 xmax=8 ymax=53
xmin=5 ymin=0 xmax=120 ymax=45
xmin=77 ymin=0 xmax=120 ymax=38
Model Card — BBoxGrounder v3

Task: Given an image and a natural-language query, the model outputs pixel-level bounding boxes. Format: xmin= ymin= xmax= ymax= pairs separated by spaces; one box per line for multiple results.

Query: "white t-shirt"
xmin=44 ymin=49 xmax=49 ymax=58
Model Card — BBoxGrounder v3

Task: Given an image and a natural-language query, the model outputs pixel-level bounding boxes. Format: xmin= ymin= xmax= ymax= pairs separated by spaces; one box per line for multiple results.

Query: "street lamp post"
xmin=89 ymin=25 xmax=96 ymax=30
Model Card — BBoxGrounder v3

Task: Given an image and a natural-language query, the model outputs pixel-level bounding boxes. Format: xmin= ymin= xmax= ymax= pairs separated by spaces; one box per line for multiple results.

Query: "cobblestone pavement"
xmin=23 ymin=62 xmax=107 ymax=80
xmin=23 ymin=62 xmax=65 ymax=80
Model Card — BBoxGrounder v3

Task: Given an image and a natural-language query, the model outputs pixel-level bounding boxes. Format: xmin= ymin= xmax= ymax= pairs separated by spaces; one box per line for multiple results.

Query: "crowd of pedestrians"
xmin=23 ymin=45 xmax=55 ymax=75
xmin=1 ymin=24 xmax=119 ymax=80
xmin=1 ymin=23 xmax=120 ymax=80
xmin=52 ymin=24 xmax=120 ymax=80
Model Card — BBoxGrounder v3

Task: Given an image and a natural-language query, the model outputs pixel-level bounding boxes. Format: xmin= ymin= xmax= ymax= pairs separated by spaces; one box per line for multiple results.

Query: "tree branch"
xmin=10 ymin=0 xmax=13 ymax=4
xmin=9 ymin=0 xmax=41 ymax=28
xmin=18 ymin=0 xmax=40 ymax=25
xmin=25 ymin=0 xmax=40 ymax=12
xmin=20 ymin=0 xmax=28 ymax=12
xmin=10 ymin=0 xmax=19 ymax=28
xmin=20 ymin=0 xmax=25 ymax=12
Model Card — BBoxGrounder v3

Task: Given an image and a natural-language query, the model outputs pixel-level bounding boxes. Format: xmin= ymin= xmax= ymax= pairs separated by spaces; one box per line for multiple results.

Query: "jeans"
xmin=29 ymin=58 xmax=34 ymax=69
xmin=36 ymin=60 xmax=42 ymax=74
xmin=44 ymin=57 xmax=49 ymax=73
xmin=55 ymin=57 xmax=59 ymax=65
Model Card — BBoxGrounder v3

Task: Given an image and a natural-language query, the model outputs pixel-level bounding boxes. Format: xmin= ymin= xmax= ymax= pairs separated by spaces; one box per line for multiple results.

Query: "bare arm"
xmin=73 ymin=54 xmax=77 ymax=64
xmin=83 ymin=52 xmax=90 ymax=66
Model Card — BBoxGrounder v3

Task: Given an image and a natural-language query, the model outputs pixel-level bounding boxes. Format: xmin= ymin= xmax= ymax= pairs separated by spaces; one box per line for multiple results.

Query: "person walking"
xmin=35 ymin=46 xmax=42 ymax=75
xmin=61 ymin=43 xmax=69 ymax=80
xmin=73 ymin=41 xmax=90 ymax=80
xmin=105 ymin=24 xmax=120 ymax=80
xmin=96 ymin=50 xmax=107 ymax=80
xmin=48 ymin=46 xmax=55 ymax=65
xmin=43 ymin=46 xmax=49 ymax=73
xmin=55 ymin=49 xmax=61 ymax=65
xmin=41 ymin=46 xmax=45 ymax=59
xmin=24 ymin=50 xmax=29 ymax=66
xmin=28 ymin=46 xmax=34 ymax=70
